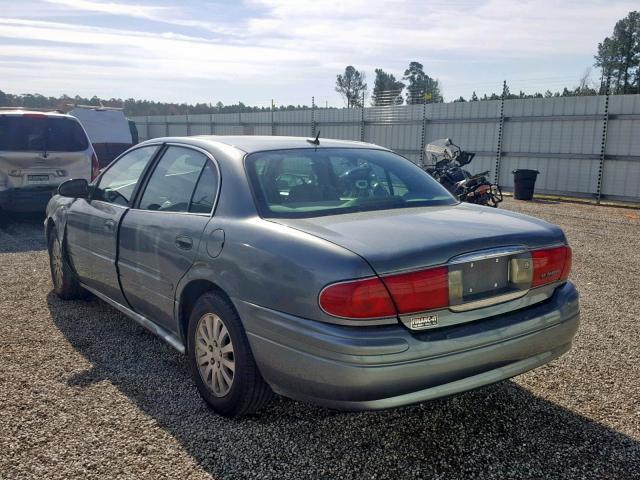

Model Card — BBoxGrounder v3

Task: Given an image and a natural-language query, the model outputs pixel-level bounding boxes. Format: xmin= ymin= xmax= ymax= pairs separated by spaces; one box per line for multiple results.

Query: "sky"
xmin=0 ymin=0 xmax=637 ymax=107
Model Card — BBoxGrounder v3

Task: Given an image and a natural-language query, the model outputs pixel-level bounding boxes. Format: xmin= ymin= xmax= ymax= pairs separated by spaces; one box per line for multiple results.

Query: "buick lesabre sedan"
xmin=45 ymin=136 xmax=579 ymax=417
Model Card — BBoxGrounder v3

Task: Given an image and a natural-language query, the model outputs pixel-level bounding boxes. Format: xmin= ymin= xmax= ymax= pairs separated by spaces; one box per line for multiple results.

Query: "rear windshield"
xmin=0 ymin=115 xmax=89 ymax=152
xmin=245 ymin=148 xmax=456 ymax=218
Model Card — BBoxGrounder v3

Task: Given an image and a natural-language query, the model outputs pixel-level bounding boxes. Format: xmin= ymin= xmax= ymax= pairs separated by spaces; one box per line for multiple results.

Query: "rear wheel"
xmin=187 ymin=291 xmax=273 ymax=417
xmin=48 ymin=229 xmax=85 ymax=299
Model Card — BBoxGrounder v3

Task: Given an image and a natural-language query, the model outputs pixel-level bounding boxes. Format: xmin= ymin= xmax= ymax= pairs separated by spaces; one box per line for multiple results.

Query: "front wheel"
xmin=188 ymin=292 xmax=273 ymax=417
xmin=48 ymin=229 xmax=85 ymax=299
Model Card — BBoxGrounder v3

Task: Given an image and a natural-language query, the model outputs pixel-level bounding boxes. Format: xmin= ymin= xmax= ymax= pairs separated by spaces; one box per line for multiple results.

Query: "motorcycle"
xmin=423 ymin=138 xmax=502 ymax=207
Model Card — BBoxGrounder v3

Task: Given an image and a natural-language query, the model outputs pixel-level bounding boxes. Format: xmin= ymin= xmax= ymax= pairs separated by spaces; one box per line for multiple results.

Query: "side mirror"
xmin=58 ymin=178 xmax=89 ymax=198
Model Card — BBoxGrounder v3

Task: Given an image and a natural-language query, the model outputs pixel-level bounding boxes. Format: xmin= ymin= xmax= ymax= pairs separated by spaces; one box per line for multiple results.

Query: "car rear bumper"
xmin=235 ymin=281 xmax=579 ymax=411
xmin=0 ymin=187 xmax=56 ymax=212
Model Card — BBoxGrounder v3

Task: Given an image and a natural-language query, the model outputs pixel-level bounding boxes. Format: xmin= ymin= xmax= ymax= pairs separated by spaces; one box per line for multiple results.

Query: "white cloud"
xmin=0 ymin=0 xmax=637 ymax=103
xmin=42 ymin=0 xmax=168 ymax=19
xmin=42 ymin=0 xmax=247 ymax=36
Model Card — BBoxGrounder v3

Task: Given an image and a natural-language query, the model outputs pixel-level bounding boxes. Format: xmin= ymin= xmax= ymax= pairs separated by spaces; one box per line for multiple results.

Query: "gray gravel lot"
xmin=1 ymin=198 xmax=639 ymax=479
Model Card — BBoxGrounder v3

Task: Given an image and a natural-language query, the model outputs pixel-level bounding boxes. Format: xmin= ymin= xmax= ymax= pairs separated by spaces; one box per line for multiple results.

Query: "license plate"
xmin=27 ymin=175 xmax=50 ymax=184
xmin=460 ymin=257 xmax=509 ymax=301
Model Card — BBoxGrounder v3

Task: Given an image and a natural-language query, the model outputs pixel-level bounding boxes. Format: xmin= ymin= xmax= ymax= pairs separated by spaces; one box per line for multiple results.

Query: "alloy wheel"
xmin=195 ymin=313 xmax=235 ymax=397
xmin=50 ymin=239 xmax=64 ymax=289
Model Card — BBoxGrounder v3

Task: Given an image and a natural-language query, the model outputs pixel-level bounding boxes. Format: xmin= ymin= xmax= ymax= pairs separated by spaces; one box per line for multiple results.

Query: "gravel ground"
xmin=1 ymin=198 xmax=639 ymax=479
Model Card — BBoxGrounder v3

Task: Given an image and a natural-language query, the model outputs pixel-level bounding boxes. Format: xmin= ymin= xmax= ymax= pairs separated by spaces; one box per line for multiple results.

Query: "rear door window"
xmin=0 ymin=115 xmax=89 ymax=152
xmin=138 ymin=146 xmax=208 ymax=213
xmin=189 ymin=161 xmax=219 ymax=214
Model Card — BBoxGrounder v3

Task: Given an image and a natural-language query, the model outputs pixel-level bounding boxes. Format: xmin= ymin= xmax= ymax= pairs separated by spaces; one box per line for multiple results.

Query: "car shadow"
xmin=0 ymin=211 xmax=47 ymax=253
xmin=47 ymin=293 xmax=639 ymax=479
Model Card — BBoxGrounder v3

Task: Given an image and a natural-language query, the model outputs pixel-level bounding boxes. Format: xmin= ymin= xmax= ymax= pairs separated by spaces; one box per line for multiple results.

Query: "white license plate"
xmin=27 ymin=175 xmax=50 ymax=184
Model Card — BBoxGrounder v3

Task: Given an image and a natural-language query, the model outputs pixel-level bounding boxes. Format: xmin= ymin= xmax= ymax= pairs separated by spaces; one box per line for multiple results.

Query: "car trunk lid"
xmin=276 ymin=203 xmax=569 ymax=324
xmin=272 ymin=203 xmax=565 ymax=274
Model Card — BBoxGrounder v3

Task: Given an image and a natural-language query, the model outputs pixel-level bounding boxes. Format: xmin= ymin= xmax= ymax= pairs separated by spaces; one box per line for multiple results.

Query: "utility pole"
xmin=494 ymin=80 xmax=507 ymax=184
xmin=360 ymin=91 xmax=365 ymax=142
xmin=271 ymin=99 xmax=275 ymax=136
xmin=596 ymin=75 xmax=611 ymax=204
xmin=311 ymin=96 xmax=317 ymax=137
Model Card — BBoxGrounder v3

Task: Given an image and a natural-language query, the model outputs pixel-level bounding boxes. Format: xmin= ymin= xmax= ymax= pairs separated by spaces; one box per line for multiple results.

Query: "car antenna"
xmin=307 ymin=130 xmax=320 ymax=146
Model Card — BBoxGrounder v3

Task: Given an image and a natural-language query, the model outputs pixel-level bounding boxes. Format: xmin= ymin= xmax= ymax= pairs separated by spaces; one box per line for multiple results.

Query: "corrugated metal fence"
xmin=131 ymin=94 xmax=640 ymax=202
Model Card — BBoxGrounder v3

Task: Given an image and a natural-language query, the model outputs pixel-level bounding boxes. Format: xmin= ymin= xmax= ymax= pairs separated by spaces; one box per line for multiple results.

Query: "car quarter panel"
xmin=177 ymin=214 xmax=378 ymax=331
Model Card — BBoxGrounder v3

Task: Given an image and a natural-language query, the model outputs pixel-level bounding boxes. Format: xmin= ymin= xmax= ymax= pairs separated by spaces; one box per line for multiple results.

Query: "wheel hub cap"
xmin=51 ymin=241 xmax=63 ymax=287
xmin=195 ymin=313 xmax=235 ymax=397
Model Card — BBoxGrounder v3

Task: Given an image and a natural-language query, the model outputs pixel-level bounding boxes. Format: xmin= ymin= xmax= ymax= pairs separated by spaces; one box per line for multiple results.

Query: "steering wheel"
xmin=339 ymin=165 xmax=388 ymax=198
xmin=340 ymin=165 xmax=373 ymax=188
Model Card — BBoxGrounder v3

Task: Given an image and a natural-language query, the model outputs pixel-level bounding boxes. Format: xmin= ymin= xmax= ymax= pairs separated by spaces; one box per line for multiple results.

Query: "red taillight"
xmin=319 ymin=266 xmax=449 ymax=320
xmin=319 ymin=277 xmax=396 ymax=319
xmin=382 ymin=266 xmax=449 ymax=314
xmin=531 ymin=245 xmax=572 ymax=287
xmin=320 ymin=246 xmax=572 ymax=320
xmin=91 ymin=152 xmax=100 ymax=181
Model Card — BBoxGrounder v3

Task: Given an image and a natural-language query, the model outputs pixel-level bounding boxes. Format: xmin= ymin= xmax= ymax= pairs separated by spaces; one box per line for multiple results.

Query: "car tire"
xmin=48 ymin=228 xmax=85 ymax=300
xmin=187 ymin=291 xmax=273 ymax=417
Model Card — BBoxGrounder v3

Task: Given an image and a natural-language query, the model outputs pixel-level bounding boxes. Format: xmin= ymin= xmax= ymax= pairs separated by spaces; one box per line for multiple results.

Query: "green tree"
xmin=595 ymin=11 xmax=640 ymax=94
xmin=403 ymin=62 xmax=442 ymax=104
xmin=470 ymin=91 xmax=478 ymax=101
xmin=335 ymin=66 xmax=367 ymax=108
xmin=371 ymin=68 xmax=405 ymax=106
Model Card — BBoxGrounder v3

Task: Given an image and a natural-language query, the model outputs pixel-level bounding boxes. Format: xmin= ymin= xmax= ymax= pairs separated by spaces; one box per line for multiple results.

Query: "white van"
xmin=69 ymin=106 xmax=137 ymax=168
xmin=0 ymin=109 xmax=98 ymax=212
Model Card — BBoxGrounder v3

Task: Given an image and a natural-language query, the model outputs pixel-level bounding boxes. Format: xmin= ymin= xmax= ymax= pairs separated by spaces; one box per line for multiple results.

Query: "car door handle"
xmin=103 ymin=219 xmax=116 ymax=232
xmin=175 ymin=235 xmax=193 ymax=250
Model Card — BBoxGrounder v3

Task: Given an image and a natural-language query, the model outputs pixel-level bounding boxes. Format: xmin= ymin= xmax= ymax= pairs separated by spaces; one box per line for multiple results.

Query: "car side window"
xmin=189 ymin=161 xmax=219 ymax=214
xmin=138 ymin=146 xmax=207 ymax=212
xmin=94 ymin=146 xmax=157 ymax=206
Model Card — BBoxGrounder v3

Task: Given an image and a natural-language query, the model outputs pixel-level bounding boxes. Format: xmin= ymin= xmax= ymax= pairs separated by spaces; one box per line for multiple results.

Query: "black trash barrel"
xmin=512 ymin=169 xmax=539 ymax=200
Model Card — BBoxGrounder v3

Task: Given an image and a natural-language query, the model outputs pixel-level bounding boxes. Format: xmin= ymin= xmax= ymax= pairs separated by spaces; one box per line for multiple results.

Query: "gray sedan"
xmin=45 ymin=136 xmax=579 ymax=417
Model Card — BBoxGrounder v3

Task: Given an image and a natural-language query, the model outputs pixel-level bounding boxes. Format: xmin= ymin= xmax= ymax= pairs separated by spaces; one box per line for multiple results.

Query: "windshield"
xmin=0 ymin=115 xmax=89 ymax=152
xmin=245 ymin=148 xmax=457 ymax=218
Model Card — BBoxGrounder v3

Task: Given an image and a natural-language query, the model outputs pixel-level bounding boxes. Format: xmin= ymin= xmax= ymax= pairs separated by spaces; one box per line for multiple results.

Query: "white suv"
xmin=0 ymin=109 xmax=98 ymax=213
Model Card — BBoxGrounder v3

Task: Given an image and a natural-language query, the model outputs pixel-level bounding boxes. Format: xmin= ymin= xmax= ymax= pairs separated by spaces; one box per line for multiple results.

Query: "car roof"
xmin=140 ymin=135 xmax=389 ymax=154
xmin=0 ymin=108 xmax=75 ymax=119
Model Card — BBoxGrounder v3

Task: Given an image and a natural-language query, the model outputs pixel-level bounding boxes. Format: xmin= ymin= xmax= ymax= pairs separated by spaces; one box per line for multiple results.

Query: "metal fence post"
xmin=494 ymin=80 xmax=507 ymax=184
xmin=165 ymin=115 xmax=169 ymax=137
xmin=596 ymin=76 xmax=611 ymax=204
xmin=186 ymin=113 xmax=191 ymax=136
xmin=311 ymin=96 xmax=316 ymax=137
xmin=210 ymin=114 xmax=215 ymax=135
xmin=360 ymin=91 xmax=365 ymax=142
xmin=271 ymin=99 xmax=276 ymax=136
xmin=419 ymin=98 xmax=428 ymax=166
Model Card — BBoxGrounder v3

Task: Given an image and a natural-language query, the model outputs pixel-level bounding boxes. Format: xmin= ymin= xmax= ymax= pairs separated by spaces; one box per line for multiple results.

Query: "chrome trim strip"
xmin=448 ymin=289 xmax=529 ymax=312
xmin=448 ymin=246 xmax=527 ymax=264
xmin=81 ymin=283 xmax=186 ymax=354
